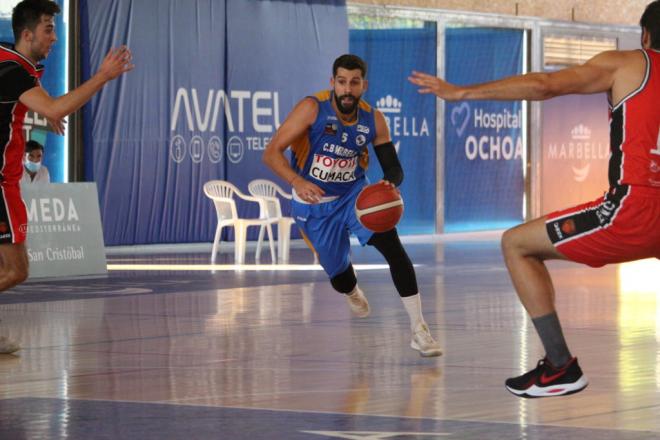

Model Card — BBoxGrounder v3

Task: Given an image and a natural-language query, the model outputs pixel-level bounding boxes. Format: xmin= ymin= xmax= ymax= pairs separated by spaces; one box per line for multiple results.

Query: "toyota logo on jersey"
xmin=310 ymin=154 xmax=358 ymax=183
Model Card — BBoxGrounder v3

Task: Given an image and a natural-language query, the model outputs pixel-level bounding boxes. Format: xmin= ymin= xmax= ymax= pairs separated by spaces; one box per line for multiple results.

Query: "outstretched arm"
xmin=408 ymin=50 xmax=620 ymax=101
xmin=263 ymin=97 xmax=325 ymax=203
xmin=19 ymin=46 xmax=134 ymax=124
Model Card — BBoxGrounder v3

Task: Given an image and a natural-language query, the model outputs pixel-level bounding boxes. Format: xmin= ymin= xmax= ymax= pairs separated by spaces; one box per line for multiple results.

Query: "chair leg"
xmin=234 ymin=223 xmax=247 ymax=265
xmin=255 ymin=225 xmax=265 ymax=263
xmin=266 ymin=223 xmax=276 ymax=263
xmin=277 ymin=220 xmax=291 ymax=264
xmin=211 ymin=225 xmax=223 ymax=264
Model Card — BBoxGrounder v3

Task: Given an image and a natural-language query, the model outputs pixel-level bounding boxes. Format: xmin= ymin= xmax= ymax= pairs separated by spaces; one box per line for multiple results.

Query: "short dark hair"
xmin=25 ymin=139 xmax=44 ymax=153
xmin=333 ymin=54 xmax=367 ymax=78
xmin=12 ymin=0 xmax=61 ymax=42
xmin=640 ymin=0 xmax=660 ymax=49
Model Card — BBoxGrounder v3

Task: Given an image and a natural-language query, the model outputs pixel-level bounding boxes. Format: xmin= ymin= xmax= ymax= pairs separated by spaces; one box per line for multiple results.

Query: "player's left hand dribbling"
xmin=379 ymin=179 xmax=400 ymax=193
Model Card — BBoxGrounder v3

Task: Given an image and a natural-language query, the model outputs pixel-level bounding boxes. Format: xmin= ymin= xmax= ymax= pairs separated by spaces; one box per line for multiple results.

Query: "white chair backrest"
xmin=248 ymin=179 xmax=290 ymax=219
xmin=203 ymin=180 xmax=240 ymax=221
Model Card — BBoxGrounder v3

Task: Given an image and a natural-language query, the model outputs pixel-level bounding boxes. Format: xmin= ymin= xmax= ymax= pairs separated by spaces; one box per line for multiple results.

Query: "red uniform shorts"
xmin=0 ymin=184 xmax=27 ymax=245
xmin=545 ymin=185 xmax=660 ymax=267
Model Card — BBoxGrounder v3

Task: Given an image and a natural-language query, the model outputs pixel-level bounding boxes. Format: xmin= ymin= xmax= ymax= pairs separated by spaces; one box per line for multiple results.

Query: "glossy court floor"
xmin=1 ymin=233 xmax=659 ymax=439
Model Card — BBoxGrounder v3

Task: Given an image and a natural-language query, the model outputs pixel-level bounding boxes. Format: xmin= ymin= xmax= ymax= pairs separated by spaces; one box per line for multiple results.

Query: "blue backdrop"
xmin=444 ymin=28 xmax=524 ymax=232
xmin=350 ymin=26 xmax=437 ymax=235
xmin=80 ymin=0 xmax=348 ymax=245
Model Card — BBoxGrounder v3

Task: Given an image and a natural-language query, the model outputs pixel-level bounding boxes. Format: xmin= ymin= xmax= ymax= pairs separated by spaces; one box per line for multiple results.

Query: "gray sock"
xmin=532 ymin=312 xmax=572 ymax=368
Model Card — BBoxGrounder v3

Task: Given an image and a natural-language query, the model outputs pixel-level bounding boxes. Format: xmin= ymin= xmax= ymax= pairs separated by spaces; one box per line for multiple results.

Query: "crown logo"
xmin=376 ymin=95 xmax=402 ymax=114
xmin=570 ymin=124 xmax=591 ymax=140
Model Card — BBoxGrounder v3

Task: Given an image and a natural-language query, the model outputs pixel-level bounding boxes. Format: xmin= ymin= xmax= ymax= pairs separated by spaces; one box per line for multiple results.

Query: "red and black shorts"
xmin=546 ymin=185 xmax=660 ymax=267
xmin=0 ymin=184 xmax=27 ymax=245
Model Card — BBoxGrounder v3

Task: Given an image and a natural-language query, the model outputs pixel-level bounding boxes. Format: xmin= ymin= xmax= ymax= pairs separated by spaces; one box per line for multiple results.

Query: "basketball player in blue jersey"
xmin=263 ymin=54 xmax=441 ymax=357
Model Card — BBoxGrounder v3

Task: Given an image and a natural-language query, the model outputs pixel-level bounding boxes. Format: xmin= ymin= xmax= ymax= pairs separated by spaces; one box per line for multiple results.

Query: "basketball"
xmin=355 ymin=182 xmax=404 ymax=233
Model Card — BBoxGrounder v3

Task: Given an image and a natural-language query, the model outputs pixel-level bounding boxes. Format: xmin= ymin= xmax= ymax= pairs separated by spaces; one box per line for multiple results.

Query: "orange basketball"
xmin=355 ymin=182 xmax=404 ymax=233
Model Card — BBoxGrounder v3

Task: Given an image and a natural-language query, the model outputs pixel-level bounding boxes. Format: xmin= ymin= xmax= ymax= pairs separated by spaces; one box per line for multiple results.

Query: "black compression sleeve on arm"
xmin=373 ymin=141 xmax=403 ymax=187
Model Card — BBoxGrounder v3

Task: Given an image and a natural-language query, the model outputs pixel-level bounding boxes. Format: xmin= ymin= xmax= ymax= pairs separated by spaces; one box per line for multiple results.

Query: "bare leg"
xmin=0 ymin=242 xmax=29 ymax=292
xmin=500 ymin=216 xmax=590 ymax=398
xmin=501 ymin=216 xmax=567 ymax=318
xmin=0 ymin=243 xmax=27 ymax=354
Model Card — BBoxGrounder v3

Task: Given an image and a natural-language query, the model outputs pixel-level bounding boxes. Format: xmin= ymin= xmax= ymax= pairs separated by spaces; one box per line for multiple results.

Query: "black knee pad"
xmin=367 ymin=229 xmax=418 ymax=297
xmin=330 ymin=263 xmax=357 ymax=294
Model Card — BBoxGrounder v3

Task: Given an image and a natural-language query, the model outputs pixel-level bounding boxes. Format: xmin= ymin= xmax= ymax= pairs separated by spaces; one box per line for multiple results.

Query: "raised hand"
xmin=98 ymin=46 xmax=134 ymax=81
xmin=408 ymin=70 xmax=462 ymax=101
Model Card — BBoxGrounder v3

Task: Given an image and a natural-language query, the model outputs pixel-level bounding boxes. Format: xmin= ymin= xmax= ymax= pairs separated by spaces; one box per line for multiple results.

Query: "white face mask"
xmin=25 ymin=159 xmax=42 ymax=173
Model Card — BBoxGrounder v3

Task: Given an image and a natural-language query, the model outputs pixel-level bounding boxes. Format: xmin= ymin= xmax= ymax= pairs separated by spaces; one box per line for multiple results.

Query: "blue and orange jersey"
xmin=289 ymin=90 xmax=376 ymax=197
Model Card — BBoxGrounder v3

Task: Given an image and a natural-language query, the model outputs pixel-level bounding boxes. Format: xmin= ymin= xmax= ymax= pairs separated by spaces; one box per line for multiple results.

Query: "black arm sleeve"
xmin=373 ymin=141 xmax=403 ymax=187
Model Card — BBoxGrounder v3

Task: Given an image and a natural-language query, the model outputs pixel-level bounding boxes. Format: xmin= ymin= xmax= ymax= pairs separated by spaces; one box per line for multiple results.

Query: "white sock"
xmin=401 ymin=294 xmax=425 ymax=330
xmin=347 ymin=285 xmax=361 ymax=297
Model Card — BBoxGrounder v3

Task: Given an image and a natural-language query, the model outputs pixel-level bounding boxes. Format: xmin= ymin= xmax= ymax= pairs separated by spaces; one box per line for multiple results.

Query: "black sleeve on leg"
xmin=367 ymin=229 xmax=418 ymax=297
xmin=374 ymin=141 xmax=403 ymax=187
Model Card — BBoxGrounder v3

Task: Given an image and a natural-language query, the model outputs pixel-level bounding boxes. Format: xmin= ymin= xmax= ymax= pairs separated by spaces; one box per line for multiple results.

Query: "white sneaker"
xmin=346 ymin=288 xmax=370 ymax=318
xmin=411 ymin=323 xmax=442 ymax=357
xmin=0 ymin=336 xmax=20 ymax=354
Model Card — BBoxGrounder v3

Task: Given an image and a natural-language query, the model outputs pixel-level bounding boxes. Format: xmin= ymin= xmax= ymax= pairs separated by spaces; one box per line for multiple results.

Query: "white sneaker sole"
xmin=351 ymin=308 xmax=370 ymax=318
xmin=506 ymin=375 xmax=589 ymax=398
xmin=347 ymin=298 xmax=370 ymax=318
xmin=410 ymin=340 xmax=442 ymax=357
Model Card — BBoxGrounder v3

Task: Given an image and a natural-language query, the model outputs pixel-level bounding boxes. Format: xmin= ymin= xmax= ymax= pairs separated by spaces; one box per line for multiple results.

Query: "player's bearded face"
xmin=334 ymin=92 xmax=361 ymax=115
xmin=332 ymin=68 xmax=366 ymax=115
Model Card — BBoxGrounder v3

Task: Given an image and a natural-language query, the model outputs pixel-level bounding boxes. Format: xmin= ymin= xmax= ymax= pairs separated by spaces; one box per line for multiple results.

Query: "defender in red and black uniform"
xmin=545 ymin=48 xmax=660 ymax=266
xmin=410 ymin=1 xmax=660 ymax=398
xmin=0 ymin=0 xmax=133 ymax=354
xmin=0 ymin=43 xmax=44 ymax=244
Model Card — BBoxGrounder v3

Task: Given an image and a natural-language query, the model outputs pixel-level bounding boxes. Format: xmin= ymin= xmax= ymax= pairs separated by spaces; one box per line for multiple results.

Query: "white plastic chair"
xmin=248 ymin=179 xmax=296 ymax=263
xmin=203 ymin=180 xmax=276 ymax=264
xmin=248 ymin=179 xmax=318 ymax=264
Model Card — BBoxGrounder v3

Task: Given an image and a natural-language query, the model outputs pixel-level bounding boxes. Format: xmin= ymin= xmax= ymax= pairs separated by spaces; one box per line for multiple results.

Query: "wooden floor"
xmin=1 ymin=234 xmax=659 ymax=439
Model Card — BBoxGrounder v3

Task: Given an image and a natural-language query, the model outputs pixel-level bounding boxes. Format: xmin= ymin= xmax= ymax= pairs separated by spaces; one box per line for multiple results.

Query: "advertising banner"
xmin=444 ymin=28 xmax=525 ymax=232
xmin=350 ymin=27 xmax=437 ymax=234
xmin=540 ymin=94 xmax=610 ymax=214
xmin=23 ymin=183 xmax=107 ymax=278
xmin=80 ymin=0 xmax=348 ymax=245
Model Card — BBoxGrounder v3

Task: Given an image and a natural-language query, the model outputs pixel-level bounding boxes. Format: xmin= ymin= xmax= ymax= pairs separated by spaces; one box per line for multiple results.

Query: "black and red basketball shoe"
xmin=505 ymin=357 xmax=588 ymax=398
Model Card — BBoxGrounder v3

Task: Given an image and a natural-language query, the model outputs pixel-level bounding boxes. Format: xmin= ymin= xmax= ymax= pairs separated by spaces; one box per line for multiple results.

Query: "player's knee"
xmin=4 ymin=266 xmax=28 ymax=289
xmin=15 ymin=268 xmax=28 ymax=285
xmin=368 ymin=229 xmax=409 ymax=262
xmin=330 ymin=264 xmax=357 ymax=294
xmin=368 ymin=228 xmax=396 ymax=250
xmin=501 ymin=227 xmax=520 ymax=258
xmin=501 ymin=225 xmax=540 ymax=260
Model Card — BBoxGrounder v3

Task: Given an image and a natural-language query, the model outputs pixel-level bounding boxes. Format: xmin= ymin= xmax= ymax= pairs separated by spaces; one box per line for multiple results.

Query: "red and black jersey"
xmin=0 ymin=43 xmax=43 ymax=185
xmin=608 ymin=49 xmax=660 ymax=190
